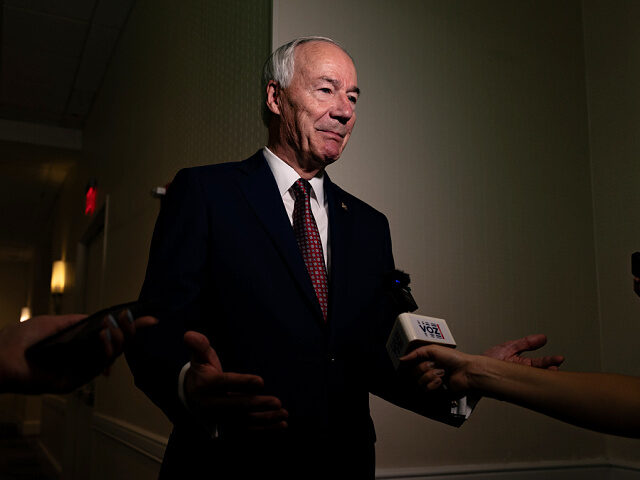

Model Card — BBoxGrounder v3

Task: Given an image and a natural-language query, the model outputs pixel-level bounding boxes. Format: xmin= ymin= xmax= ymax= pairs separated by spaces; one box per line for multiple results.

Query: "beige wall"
xmin=582 ymin=0 xmax=640 ymax=464
xmin=41 ymin=0 xmax=271 ymax=477
xmin=274 ymin=0 xmax=615 ymax=472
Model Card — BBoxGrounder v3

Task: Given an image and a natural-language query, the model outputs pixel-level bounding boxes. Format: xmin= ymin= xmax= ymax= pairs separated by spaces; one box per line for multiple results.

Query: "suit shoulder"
xmin=331 ymin=183 xmax=390 ymax=225
xmin=172 ymin=150 xmax=263 ymax=184
xmin=174 ymin=161 xmax=239 ymax=181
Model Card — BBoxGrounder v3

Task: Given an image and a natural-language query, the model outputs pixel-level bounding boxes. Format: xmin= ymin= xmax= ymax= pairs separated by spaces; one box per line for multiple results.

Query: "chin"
xmin=320 ymin=155 xmax=340 ymax=167
xmin=321 ymin=148 xmax=344 ymax=164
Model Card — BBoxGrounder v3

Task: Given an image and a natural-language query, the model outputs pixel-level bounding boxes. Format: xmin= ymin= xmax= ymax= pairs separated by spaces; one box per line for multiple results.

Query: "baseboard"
xmin=84 ymin=415 xmax=639 ymax=479
xmin=91 ymin=412 xmax=168 ymax=464
xmin=20 ymin=419 xmax=40 ymax=436
xmin=37 ymin=439 xmax=62 ymax=474
xmin=376 ymin=459 xmax=640 ymax=479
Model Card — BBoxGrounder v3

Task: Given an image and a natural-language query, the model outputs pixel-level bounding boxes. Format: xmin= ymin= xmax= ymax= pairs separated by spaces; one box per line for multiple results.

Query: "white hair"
xmin=261 ymin=36 xmax=352 ymax=126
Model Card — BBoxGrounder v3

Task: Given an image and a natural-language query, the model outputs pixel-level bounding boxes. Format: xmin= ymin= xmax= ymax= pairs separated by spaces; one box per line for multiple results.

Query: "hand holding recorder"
xmin=0 ymin=305 xmax=157 ymax=394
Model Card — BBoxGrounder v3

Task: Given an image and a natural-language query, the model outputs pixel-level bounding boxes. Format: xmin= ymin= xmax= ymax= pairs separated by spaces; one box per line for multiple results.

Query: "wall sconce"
xmin=20 ymin=307 xmax=31 ymax=322
xmin=51 ymin=260 xmax=66 ymax=314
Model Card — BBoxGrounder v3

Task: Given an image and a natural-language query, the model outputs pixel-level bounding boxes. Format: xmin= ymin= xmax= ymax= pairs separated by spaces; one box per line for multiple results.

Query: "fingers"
xmin=189 ymin=370 xmax=265 ymax=396
xmin=113 ymin=309 xmax=159 ymax=344
xmin=180 ymin=331 xmax=284 ymax=431
xmin=416 ymin=366 xmax=445 ymax=391
xmin=202 ymin=393 xmax=282 ymax=412
xmin=245 ymin=408 xmax=289 ymax=430
xmin=183 ymin=331 xmax=265 ymax=402
xmin=399 ymin=355 xmax=446 ymax=392
xmin=134 ymin=315 xmax=158 ymax=329
xmin=205 ymin=395 xmax=289 ymax=431
xmin=99 ymin=309 xmax=160 ymax=361
xmin=483 ymin=334 xmax=549 ymax=359
xmin=398 ymin=346 xmax=456 ymax=392
xmin=514 ymin=334 xmax=548 ymax=353
xmin=183 ymin=332 xmax=264 ymax=391
xmin=530 ymin=354 xmax=564 ymax=369
xmin=399 ymin=346 xmax=434 ymax=363
xmin=184 ymin=331 xmax=222 ymax=370
xmin=99 ymin=328 xmax=115 ymax=360
xmin=104 ymin=314 xmax=125 ymax=357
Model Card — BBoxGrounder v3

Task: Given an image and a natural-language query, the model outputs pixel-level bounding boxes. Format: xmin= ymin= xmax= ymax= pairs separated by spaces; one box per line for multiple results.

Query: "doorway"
xmin=61 ymin=196 xmax=110 ymax=480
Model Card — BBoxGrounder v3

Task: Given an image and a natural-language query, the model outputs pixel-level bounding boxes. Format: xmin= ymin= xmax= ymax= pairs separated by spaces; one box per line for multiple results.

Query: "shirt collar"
xmin=263 ymin=147 xmax=325 ymax=205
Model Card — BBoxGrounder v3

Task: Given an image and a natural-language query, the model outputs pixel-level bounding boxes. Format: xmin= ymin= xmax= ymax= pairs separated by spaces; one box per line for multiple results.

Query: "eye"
xmin=319 ymin=87 xmax=332 ymax=94
xmin=348 ymin=95 xmax=358 ymax=105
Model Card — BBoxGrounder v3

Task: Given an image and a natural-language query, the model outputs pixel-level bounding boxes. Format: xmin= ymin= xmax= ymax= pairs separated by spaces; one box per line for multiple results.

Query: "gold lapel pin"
xmin=341 ymin=201 xmax=348 ymax=211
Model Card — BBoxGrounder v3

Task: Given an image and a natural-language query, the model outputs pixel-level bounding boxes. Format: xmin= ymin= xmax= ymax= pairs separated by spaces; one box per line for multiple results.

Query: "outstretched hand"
xmin=482 ymin=334 xmax=564 ymax=370
xmin=183 ymin=331 xmax=288 ymax=433
xmin=400 ymin=334 xmax=564 ymax=397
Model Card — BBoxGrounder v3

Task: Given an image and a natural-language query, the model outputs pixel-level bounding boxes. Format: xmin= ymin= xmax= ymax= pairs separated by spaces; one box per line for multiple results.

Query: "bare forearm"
xmin=467 ymin=355 xmax=640 ymax=438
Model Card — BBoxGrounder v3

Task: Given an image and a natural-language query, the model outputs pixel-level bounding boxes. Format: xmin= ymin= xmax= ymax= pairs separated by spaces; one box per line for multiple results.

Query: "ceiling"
xmin=1 ymin=0 xmax=135 ymax=128
xmin=0 ymin=0 xmax=135 ymax=262
xmin=0 ymin=141 xmax=79 ymax=261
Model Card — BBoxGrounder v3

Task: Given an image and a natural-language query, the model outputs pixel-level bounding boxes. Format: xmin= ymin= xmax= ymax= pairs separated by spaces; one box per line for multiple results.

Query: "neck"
xmin=267 ymin=142 xmax=322 ymax=180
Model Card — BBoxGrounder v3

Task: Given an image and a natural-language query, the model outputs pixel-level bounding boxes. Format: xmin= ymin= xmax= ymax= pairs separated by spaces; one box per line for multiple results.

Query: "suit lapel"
xmin=235 ymin=152 xmax=325 ymax=323
xmin=324 ymin=174 xmax=353 ymax=325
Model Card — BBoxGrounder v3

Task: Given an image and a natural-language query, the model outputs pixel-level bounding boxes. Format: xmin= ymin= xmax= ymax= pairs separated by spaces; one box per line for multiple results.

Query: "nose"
xmin=330 ymin=94 xmax=354 ymax=125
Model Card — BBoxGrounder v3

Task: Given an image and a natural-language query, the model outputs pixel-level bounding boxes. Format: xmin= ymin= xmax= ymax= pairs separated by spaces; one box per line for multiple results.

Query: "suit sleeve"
xmin=125 ymin=168 xmax=210 ymax=424
xmin=368 ymin=216 xmax=468 ymax=427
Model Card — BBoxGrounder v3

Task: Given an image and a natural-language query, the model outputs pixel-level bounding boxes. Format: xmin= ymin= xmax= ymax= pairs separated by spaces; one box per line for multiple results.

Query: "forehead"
xmin=293 ymin=41 xmax=357 ymax=83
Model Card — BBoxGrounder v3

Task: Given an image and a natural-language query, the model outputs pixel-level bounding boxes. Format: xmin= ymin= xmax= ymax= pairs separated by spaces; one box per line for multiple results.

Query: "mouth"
xmin=318 ymin=129 xmax=345 ymax=141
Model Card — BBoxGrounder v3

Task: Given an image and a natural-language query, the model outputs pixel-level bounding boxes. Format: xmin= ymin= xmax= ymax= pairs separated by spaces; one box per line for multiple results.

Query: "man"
xmin=127 ymin=37 xmax=562 ymax=478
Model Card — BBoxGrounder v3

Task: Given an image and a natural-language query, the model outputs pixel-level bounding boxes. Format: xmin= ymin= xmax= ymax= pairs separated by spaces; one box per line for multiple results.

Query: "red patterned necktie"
xmin=291 ymin=179 xmax=328 ymax=321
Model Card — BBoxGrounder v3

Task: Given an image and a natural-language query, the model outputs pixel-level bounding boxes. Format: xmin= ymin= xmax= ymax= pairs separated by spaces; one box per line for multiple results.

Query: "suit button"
xmin=328 ymin=353 xmax=336 ymax=363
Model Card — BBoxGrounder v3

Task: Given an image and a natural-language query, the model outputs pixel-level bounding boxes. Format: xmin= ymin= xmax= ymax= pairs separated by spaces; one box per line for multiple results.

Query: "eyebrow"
xmin=320 ymin=76 xmax=360 ymax=96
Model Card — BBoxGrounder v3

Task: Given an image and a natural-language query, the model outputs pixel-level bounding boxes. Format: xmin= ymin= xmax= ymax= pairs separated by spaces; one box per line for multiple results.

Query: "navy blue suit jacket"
xmin=127 ymin=151 xmax=455 ymax=478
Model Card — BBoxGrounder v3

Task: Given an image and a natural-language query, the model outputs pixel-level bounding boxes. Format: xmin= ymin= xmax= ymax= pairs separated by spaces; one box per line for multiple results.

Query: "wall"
xmin=0 ymin=256 xmax=52 ymax=436
xmin=0 ymin=261 xmax=29 ymax=330
xmin=0 ymin=261 xmax=30 ymax=425
xmin=582 ymin=0 xmax=640 ymax=466
xmin=274 ymin=0 xmax=608 ymax=474
xmin=42 ymin=0 xmax=271 ymax=478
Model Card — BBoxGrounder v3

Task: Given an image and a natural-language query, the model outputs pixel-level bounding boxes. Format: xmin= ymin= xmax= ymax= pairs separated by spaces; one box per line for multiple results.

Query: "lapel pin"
xmin=341 ymin=201 xmax=348 ymax=211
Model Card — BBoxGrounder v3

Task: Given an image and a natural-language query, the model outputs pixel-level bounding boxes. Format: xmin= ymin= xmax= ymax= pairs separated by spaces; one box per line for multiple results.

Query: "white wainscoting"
xmin=37 ymin=394 xmax=67 ymax=474
xmin=63 ymin=413 xmax=639 ymax=480
xmin=376 ymin=460 xmax=640 ymax=480
xmin=89 ymin=413 xmax=166 ymax=480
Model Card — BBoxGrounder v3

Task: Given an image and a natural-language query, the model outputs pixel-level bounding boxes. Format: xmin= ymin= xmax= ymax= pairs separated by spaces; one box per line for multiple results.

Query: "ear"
xmin=266 ymin=80 xmax=282 ymax=116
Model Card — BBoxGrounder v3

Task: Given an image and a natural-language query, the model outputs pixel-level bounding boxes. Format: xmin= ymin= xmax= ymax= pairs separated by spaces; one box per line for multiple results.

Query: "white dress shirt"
xmin=262 ymin=146 xmax=330 ymax=270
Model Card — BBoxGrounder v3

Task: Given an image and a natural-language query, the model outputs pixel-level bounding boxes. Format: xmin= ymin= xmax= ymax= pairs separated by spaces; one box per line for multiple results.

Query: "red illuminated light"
xmin=85 ymin=186 xmax=97 ymax=215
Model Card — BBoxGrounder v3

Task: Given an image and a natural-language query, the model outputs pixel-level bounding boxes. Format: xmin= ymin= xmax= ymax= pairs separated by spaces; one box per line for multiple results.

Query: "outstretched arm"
xmin=0 ymin=310 xmax=157 ymax=394
xmin=402 ymin=345 xmax=640 ymax=438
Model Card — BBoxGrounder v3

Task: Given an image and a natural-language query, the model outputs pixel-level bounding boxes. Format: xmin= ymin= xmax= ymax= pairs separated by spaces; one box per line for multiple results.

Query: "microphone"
xmin=383 ymin=272 xmax=469 ymax=419
xmin=386 ymin=313 xmax=457 ymax=369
